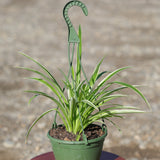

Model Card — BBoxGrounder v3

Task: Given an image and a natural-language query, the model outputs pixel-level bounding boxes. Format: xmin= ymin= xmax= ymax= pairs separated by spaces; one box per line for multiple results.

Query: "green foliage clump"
xmin=19 ymin=26 xmax=150 ymax=142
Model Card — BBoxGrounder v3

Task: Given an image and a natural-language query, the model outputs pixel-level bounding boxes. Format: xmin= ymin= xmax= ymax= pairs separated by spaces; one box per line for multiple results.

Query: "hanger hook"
xmin=63 ymin=0 xmax=88 ymax=43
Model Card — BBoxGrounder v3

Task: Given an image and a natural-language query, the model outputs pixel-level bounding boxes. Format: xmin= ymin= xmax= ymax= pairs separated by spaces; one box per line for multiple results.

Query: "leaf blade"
xmin=110 ymin=81 xmax=151 ymax=109
xmin=25 ymin=108 xmax=56 ymax=143
xmin=98 ymin=66 xmax=130 ymax=88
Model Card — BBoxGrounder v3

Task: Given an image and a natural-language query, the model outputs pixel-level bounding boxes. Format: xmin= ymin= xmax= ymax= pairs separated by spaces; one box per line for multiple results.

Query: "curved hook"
xmin=63 ymin=0 xmax=88 ymax=43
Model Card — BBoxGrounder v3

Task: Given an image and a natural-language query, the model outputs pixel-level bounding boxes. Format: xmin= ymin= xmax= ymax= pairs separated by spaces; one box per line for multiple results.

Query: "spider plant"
xmin=19 ymin=26 xmax=150 ymax=142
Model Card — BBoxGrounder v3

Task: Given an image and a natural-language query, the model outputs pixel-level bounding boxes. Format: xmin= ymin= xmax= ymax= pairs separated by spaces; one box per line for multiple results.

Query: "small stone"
xmin=35 ymin=146 xmax=40 ymax=152
xmin=37 ymin=122 xmax=46 ymax=129
xmin=139 ymin=142 xmax=147 ymax=150
xmin=15 ymin=142 xmax=22 ymax=148
xmin=12 ymin=136 xmax=18 ymax=142
xmin=3 ymin=140 xmax=14 ymax=148
xmin=100 ymin=130 xmax=104 ymax=136
xmin=134 ymin=135 xmax=140 ymax=141
xmin=2 ymin=127 xmax=8 ymax=132
xmin=64 ymin=137 xmax=71 ymax=141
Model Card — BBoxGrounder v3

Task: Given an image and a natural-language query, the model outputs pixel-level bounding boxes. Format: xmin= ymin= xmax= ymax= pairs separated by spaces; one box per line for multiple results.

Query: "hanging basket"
xmin=48 ymin=1 xmax=108 ymax=160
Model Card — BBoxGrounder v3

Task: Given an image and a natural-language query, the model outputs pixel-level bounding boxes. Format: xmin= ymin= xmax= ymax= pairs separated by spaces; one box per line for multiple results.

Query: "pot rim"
xmin=47 ymin=124 xmax=107 ymax=145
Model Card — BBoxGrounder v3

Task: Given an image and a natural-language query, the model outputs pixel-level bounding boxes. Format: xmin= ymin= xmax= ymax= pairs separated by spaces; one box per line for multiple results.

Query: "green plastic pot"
xmin=47 ymin=125 xmax=107 ymax=160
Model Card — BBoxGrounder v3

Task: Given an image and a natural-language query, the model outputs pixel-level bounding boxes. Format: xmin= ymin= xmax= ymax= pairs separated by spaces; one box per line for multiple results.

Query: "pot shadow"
xmin=101 ymin=151 xmax=123 ymax=160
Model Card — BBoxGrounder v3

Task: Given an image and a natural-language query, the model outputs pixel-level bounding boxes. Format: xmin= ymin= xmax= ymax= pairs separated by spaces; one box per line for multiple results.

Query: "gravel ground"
xmin=0 ymin=0 xmax=160 ymax=160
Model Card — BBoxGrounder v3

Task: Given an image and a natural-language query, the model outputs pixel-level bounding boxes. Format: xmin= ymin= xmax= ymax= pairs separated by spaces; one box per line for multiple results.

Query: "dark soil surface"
xmin=49 ymin=124 xmax=104 ymax=141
